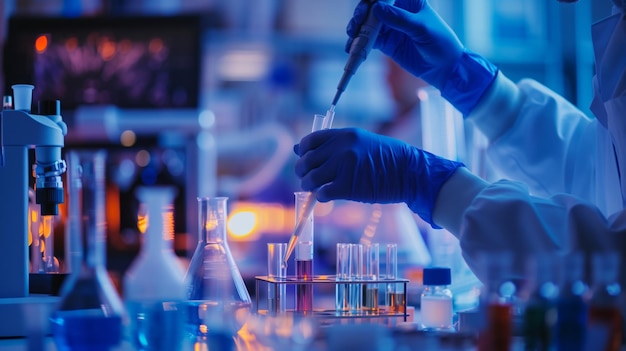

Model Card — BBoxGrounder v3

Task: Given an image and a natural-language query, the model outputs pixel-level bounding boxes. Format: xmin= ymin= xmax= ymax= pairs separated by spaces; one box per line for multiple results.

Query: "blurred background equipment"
xmin=0 ymin=1 xmax=615 ymax=346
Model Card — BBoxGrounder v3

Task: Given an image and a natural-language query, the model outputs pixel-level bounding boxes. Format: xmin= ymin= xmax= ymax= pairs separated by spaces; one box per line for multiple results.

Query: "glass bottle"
xmin=123 ymin=186 xmax=187 ymax=350
xmin=522 ymin=254 xmax=558 ymax=351
xmin=588 ymin=252 xmax=622 ymax=351
xmin=184 ymin=197 xmax=252 ymax=340
xmin=554 ymin=253 xmax=588 ymax=351
xmin=420 ymin=267 xmax=454 ymax=331
xmin=477 ymin=252 xmax=515 ymax=351
xmin=50 ymin=150 xmax=125 ymax=351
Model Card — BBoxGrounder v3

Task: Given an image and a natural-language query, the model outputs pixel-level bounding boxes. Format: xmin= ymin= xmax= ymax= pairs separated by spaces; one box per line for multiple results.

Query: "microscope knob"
xmin=36 ymin=187 xmax=64 ymax=216
xmin=38 ymin=99 xmax=61 ymax=116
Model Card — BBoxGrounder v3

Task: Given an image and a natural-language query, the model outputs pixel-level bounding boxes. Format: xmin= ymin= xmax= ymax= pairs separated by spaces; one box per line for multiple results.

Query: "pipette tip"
xmin=331 ymin=90 xmax=342 ymax=107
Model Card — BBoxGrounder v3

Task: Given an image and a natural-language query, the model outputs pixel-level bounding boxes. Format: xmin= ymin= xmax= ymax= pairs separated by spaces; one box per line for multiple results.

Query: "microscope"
xmin=0 ymin=84 xmax=67 ymax=337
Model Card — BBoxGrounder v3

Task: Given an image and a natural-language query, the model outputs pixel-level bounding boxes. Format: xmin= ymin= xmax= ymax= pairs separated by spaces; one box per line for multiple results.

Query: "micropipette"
xmin=283 ymin=0 xmax=392 ymax=268
xmin=283 ymin=107 xmax=335 ymax=268
xmin=332 ymin=0 xmax=395 ymax=107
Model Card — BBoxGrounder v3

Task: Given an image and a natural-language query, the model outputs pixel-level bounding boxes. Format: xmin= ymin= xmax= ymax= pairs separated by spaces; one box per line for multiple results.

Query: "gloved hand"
xmin=346 ymin=0 xmax=498 ymax=115
xmin=294 ymin=128 xmax=464 ymax=227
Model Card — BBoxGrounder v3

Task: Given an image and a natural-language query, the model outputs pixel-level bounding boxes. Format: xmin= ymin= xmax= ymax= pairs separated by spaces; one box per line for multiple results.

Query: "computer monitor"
xmin=3 ymin=15 xmax=202 ymax=111
xmin=2 ymin=15 xmax=209 ymax=266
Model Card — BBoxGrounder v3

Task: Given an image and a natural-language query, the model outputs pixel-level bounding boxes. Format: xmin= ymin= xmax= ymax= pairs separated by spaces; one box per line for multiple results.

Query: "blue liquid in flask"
xmin=51 ymin=309 xmax=122 ymax=351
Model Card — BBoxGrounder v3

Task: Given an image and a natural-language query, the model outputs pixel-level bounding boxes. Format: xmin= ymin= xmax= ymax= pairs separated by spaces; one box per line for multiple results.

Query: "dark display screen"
xmin=3 ymin=15 xmax=201 ymax=110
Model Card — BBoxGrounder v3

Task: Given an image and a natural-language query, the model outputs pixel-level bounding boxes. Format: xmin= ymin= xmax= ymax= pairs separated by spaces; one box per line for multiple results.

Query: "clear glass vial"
xmin=420 ymin=267 xmax=454 ymax=331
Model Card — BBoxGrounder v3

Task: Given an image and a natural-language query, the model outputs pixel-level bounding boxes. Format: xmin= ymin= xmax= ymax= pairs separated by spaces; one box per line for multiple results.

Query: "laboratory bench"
xmin=2 ymin=317 xmax=626 ymax=351
xmin=0 ymin=326 xmax=476 ymax=351
xmin=0 ymin=290 xmax=622 ymax=351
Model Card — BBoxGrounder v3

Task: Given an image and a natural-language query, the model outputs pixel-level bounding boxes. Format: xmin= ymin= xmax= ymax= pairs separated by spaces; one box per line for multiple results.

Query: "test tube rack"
xmin=254 ymin=275 xmax=409 ymax=322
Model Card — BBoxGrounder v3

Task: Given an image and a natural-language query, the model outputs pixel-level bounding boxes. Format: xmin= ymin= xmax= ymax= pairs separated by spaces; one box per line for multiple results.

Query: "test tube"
xmin=362 ymin=243 xmax=380 ymax=314
xmin=294 ymin=191 xmax=314 ymax=313
xmin=267 ymin=243 xmax=287 ymax=313
xmin=312 ymin=114 xmax=326 ymax=132
xmin=349 ymin=243 xmax=363 ymax=313
xmin=282 ymin=111 xmax=333 ymax=267
xmin=386 ymin=243 xmax=405 ymax=313
xmin=335 ymin=243 xmax=351 ymax=314
xmin=41 ymin=215 xmax=59 ymax=273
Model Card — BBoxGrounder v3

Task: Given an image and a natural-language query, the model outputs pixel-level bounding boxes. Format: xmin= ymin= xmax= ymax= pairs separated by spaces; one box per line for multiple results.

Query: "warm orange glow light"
xmin=31 ymin=208 xmax=38 ymax=223
xmin=227 ymin=211 xmax=257 ymax=239
xmin=28 ymin=209 xmax=35 ymax=246
xmin=137 ymin=205 xmax=174 ymax=240
xmin=120 ymin=130 xmax=136 ymax=147
xmin=163 ymin=207 xmax=174 ymax=241
xmin=42 ymin=216 xmax=52 ymax=239
xmin=137 ymin=204 xmax=148 ymax=234
xmin=35 ymin=35 xmax=48 ymax=53
xmin=99 ymin=40 xmax=116 ymax=61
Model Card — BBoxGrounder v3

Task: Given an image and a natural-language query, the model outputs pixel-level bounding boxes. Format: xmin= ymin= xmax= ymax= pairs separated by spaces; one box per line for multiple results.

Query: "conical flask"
xmin=184 ymin=197 xmax=252 ymax=337
xmin=50 ymin=150 xmax=125 ymax=351
xmin=123 ymin=186 xmax=186 ymax=350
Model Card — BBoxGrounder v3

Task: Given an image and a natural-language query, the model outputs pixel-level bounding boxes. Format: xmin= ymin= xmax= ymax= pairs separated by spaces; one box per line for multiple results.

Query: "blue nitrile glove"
xmin=293 ymin=128 xmax=464 ymax=228
xmin=346 ymin=0 xmax=498 ymax=115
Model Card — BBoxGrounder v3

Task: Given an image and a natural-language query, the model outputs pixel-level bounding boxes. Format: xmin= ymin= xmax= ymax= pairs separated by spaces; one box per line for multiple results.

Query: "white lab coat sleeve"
xmin=432 ymin=167 xmax=626 ymax=284
xmin=467 ymin=73 xmax=598 ymax=200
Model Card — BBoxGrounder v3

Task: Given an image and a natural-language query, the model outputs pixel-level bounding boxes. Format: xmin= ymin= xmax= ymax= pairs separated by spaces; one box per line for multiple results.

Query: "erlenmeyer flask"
xmin=184 ymin=197 xmax=252 ymax=338
xmin=50 ymin=150 xmax=125 ymax=351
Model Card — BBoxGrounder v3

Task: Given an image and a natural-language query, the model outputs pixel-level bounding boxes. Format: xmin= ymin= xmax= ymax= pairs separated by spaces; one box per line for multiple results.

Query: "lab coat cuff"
xmin=440 ymin=50 xmax=498 ymax=116
xmin=432 ymin=167 xmax=489 ymax=236
xmin=466 ymin=72 xmax=524 ymax=140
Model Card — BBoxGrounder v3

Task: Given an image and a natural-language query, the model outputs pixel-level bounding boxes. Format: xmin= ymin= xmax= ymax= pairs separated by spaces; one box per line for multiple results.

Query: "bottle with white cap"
xmin=420 ymin=267 xmax=454 ymax=331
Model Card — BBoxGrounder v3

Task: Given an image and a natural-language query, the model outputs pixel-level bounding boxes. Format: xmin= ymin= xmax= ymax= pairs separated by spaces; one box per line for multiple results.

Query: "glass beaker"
xmin=50 ymin=150 xmax=125 ymax=351
xmin=184 ymin=197 xmax=252 ymax=339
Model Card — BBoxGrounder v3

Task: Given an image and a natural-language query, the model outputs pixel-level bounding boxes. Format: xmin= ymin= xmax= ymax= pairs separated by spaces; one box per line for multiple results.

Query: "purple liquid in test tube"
xmin=294 ymin=192 xmax=314 ymax=312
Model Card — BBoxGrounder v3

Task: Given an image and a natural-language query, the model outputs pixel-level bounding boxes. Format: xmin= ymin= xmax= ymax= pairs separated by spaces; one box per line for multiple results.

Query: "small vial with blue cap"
xmin=420 ymin=267 xmax=454 ymax=331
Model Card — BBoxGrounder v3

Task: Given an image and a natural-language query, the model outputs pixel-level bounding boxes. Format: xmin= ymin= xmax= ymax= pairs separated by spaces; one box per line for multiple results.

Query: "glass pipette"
xmin=282 ymin=106 xmax=335 ymax=268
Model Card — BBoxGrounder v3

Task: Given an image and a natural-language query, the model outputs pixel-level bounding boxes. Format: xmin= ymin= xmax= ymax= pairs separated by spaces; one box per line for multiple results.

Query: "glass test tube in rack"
xmin=254 ymin=275 xmax=410 ymax=321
